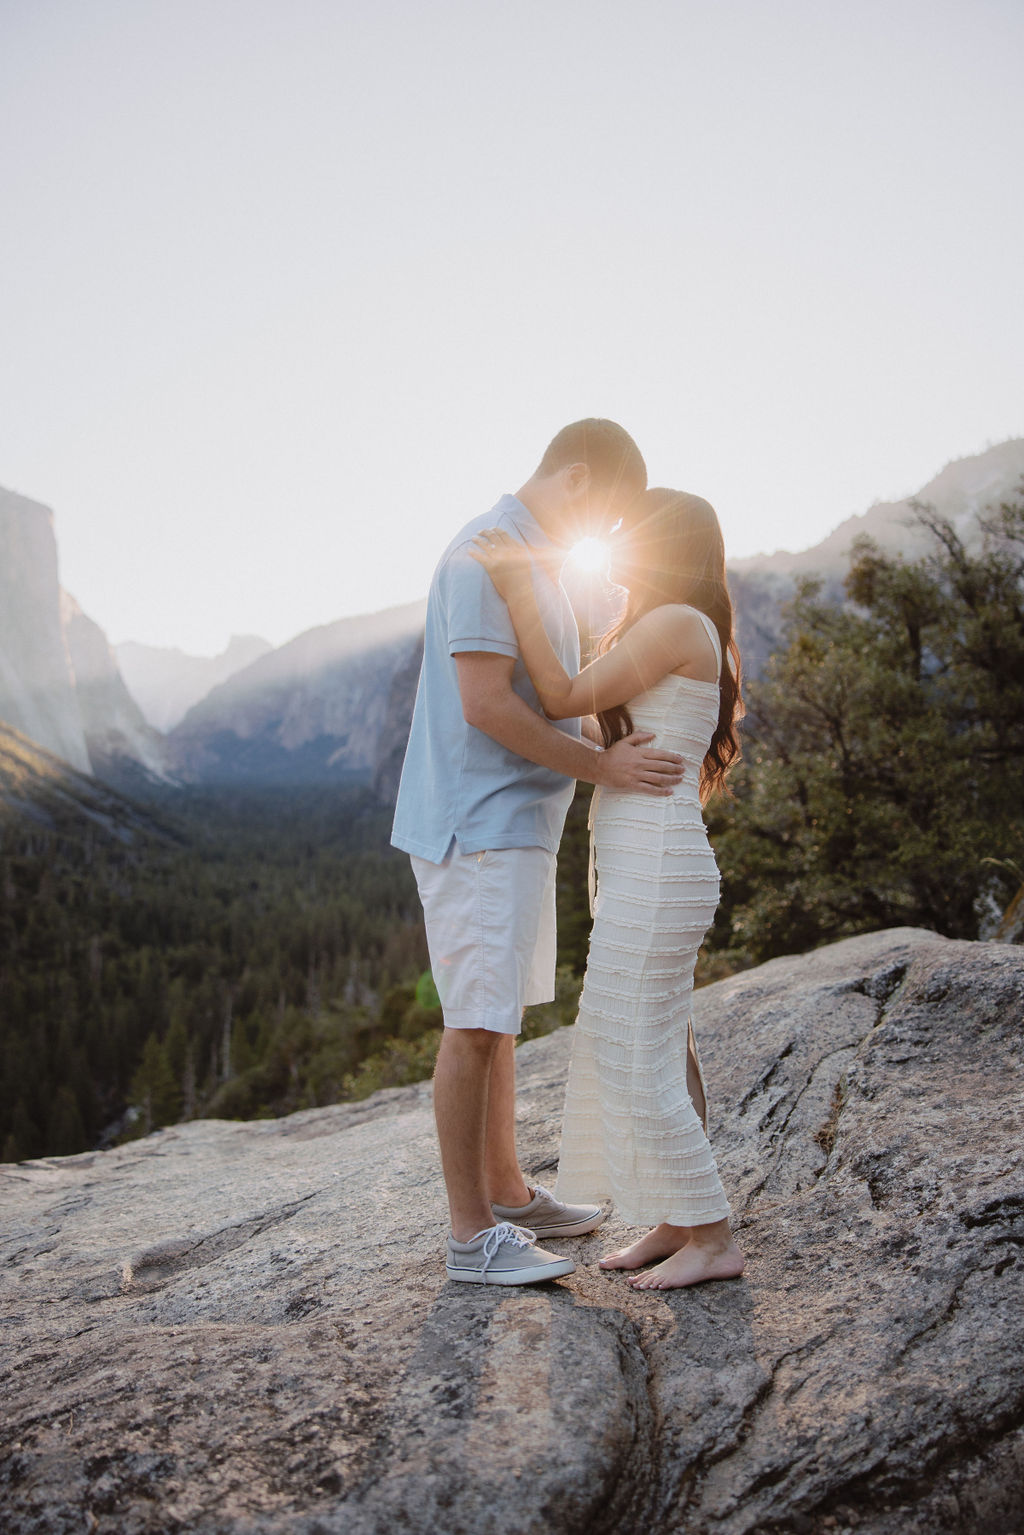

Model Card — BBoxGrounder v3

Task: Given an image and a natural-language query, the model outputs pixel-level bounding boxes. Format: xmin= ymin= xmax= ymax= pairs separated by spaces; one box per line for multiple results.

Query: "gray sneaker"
xmin=445 ymin=1222 xmax=576 ymax=1286
xmin=491 ymin=1183 xmax=606 ymax=1238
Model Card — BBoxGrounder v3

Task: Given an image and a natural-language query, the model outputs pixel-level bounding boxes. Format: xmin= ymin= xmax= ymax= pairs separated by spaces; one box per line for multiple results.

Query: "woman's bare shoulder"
xmin=628 ymin=604 xmax=708 ymax=638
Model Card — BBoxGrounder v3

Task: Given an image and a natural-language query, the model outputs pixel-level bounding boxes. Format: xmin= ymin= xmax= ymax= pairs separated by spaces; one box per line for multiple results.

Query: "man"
xmin=391 ymin=419 xmax=685 ymax=1285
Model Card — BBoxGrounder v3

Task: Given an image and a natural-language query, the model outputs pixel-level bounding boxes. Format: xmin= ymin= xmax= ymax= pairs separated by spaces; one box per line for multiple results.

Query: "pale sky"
xmin=2 ymin=0 xmax=1021 ymax=654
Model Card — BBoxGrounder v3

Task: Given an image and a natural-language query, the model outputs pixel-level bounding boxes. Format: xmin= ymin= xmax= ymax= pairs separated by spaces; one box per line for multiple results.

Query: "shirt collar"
xmin=498 ymin=495 xmax=567 ymax=584
xmin=498 ymin=494 xmax=555 ymax=551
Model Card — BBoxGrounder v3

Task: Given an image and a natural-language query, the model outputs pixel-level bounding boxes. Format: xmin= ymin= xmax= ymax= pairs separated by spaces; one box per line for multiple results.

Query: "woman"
xmin=469 ymin=488 xmax=744 ymax=1289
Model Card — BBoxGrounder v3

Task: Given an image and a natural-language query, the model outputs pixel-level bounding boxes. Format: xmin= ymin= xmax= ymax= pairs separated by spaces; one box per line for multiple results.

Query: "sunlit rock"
xmin=1 ymin=928 xmax=1021 ymax=1533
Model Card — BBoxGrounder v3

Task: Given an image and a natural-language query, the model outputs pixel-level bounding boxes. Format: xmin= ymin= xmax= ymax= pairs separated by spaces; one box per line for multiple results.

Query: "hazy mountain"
xmin=0 ymin=486 xmax=92 ymax=773
xmin=61 ymin=593 xmax=175 ymax=791
xmin=727 ymin=438 xmax=1024 ymax=675
xmin=371 ymin=439 xmax=1024 ymax=801
xmin=8 ymin=439 xmax=1020 ymax=801
xmin=116 ymin=634 xmax=273 ymax=733
xmin=0 ymin=484 xmax=176 ymax=788
xmin=731 ymin=438 xmax=1024 ymax=580
xmin=169 ymin=600 xmax=427 ymax=785
xmin=0 ymin=473 xmax=425 ymax=793
xmin=371 ymin=632 xmax=425 ymax=803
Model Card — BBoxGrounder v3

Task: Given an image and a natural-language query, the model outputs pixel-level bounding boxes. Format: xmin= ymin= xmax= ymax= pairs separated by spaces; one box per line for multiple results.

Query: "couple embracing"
xmin=391 ymin=419 xmax=745 ymax=1291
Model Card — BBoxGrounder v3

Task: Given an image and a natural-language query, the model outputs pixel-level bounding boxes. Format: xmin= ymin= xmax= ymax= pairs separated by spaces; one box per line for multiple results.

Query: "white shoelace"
xmin=480 ymin=1221 xmax=536 ymax=1276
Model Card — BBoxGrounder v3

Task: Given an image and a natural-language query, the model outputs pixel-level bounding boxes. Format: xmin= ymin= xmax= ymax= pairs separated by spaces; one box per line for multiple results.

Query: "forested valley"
xmin=0 ymin=788 xmax=434 ymax=1161
xmin=2 ymin=496 xmax=1022 ymax=1162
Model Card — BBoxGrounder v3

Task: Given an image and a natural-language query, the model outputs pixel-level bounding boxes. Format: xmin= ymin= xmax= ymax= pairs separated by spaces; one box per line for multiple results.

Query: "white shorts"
xmin=410 ymin=844 xmax=557 ymax=1035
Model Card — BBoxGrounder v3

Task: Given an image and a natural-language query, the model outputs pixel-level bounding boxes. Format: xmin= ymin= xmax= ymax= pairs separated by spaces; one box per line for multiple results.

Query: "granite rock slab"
xmin=2 ymin=927 xmax=1023 ymax=1534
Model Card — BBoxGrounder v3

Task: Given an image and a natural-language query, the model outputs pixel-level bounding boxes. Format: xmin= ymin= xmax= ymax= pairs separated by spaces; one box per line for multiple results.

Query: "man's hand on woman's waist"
xmin=595 ymin=732 xmax=684 ymax=796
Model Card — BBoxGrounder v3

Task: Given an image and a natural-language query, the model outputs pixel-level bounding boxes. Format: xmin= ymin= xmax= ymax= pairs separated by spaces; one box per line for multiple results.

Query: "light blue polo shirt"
xmin=391 ymin=495 xmax=581 ymax=864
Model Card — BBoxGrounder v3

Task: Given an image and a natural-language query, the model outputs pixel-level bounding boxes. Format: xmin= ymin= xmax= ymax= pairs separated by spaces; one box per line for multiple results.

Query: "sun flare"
xmin=568 ymin=537 xmax=609 ymax=575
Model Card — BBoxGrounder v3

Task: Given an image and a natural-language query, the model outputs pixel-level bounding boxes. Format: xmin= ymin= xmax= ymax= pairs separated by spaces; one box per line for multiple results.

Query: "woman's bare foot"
xmin=598 ymin=1223 xmax=689 ymax=1271
xmin=627 ymin=1229 xmax=744 ymax=1290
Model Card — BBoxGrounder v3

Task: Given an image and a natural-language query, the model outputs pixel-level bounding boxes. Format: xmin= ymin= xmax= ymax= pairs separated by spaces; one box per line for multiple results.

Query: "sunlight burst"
xmin=568 ymin=537 xmax=609 ymax=575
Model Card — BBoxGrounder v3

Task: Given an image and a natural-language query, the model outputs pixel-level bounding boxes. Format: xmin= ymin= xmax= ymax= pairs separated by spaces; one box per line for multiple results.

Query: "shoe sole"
xmin=521 ymin=1211 xmax=608 ymax=1238
xmin=446 ymin=1257 xmax=576 ymax=1285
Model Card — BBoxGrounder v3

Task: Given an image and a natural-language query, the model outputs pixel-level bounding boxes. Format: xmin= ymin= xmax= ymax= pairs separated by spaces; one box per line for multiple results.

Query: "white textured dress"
xmin=554 ymin=609 xmax=731 ymax=1227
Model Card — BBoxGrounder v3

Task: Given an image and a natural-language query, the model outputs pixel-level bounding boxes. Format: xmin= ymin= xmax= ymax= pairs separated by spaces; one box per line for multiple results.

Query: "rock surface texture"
xmin=2 ymin=928 xmax=1022 ymax=1534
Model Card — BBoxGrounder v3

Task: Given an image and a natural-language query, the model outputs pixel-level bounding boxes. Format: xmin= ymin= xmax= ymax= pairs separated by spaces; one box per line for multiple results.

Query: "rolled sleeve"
xmin=443 ymin=545 xmax=520 ymax=659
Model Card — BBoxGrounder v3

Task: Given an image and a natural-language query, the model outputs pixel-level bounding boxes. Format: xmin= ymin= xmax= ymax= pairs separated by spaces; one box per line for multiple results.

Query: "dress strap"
xmin=691 ymin=608 xmax=722 ymax=679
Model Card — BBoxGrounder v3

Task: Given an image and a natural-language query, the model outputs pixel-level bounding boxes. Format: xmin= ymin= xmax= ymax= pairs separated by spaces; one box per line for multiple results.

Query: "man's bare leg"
xmin=484 ymin=1032 xmax=531 ymax=1209
xmin=433 ymin=1026 xmax=504 ymax=1241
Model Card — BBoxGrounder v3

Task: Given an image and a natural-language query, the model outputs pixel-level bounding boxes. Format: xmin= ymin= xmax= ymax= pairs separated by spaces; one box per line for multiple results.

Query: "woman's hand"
xmin=468 ymin=528 xmax=533 ymax=601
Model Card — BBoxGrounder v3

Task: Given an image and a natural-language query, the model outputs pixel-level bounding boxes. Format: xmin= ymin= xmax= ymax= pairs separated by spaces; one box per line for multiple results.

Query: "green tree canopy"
xmin=708 ymin=493 xmax=1024 ymax=964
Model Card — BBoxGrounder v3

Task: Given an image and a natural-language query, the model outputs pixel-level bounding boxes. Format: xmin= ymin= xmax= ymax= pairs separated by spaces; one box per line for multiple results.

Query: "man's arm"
xmin=468 ymin=530 xmax=719 ymax=717
xmin=455 ymin=653 xmax=684 ymax=794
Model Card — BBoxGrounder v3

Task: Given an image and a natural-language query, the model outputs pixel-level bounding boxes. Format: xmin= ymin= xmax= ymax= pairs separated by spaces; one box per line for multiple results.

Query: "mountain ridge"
xmin=4 ymin=439 xmax=1023 ymax=795
xmin=731 ymin=437 xmax=1024 ymax=577
xmin=116 ymin=634 xmax=273 ymax=733
xmin=167 ymin=599 xmax=427 ymax=785
xmin=172 ymin=439 xmax=1024 ymax=792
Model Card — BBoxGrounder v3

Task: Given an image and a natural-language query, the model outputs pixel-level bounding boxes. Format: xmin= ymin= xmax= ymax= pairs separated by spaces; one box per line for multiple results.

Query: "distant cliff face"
xmin=0 ymin=485 xmax=176 ymax=787
xmin=169 ymin=601 xmax=427 ymax=786
xmin=0 ymin=475 xmax=423 ymax=793
xmin=0 ymin=488 xmax=91 ymax=773
xmin=116 ymin=634 xmax=273 ymax=733
xmin=61 ymin=594 xmax=175 ymax=789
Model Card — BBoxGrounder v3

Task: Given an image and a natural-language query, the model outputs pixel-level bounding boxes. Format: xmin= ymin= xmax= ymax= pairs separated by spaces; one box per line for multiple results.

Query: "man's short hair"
xmin=537 ymin=419 xmax=647 ymax=502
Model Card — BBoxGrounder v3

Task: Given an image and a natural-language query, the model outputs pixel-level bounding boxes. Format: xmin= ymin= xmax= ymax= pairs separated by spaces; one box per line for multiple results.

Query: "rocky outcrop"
xmin=168 ymin=601 xmax=426 ymax=785
xmin=115 ymin=634 xmax=273 ymax=734
xmin=2 ymin=927 xmax=1022 ymax=1533
xmin=0 ymin=486 xmax=91 ymax=773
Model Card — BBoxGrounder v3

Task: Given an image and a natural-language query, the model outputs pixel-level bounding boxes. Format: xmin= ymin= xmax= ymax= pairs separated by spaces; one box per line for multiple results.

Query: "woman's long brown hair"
xmin=596 ymin=488 xmax=743 ymax=801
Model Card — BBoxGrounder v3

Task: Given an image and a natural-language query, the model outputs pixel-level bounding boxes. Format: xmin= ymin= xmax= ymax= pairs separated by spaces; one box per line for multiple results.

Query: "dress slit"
xmin=686 ymin=1015 xmax=709 ymax=1136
